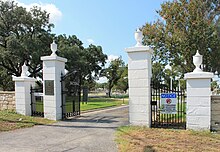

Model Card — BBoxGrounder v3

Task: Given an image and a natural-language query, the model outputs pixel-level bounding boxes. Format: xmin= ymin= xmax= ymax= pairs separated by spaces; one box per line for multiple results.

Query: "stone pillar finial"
xmin=50 ymin=40 xmax=57 ymax=56
xmin=135 ymin=28 xmax=144 ymax=47
xmin=125 ymin=29 xmax=153 ymax=127
xmin=21 ymin=62 xmax=28 ymax=77
xmin=193 ymin=50 xmax=203 ymax=73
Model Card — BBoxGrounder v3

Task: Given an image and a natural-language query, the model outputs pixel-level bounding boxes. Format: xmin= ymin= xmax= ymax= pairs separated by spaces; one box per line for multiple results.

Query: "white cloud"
xmin=96 ymin=76 xmax=107 ymax=83
xmin=3 ymin=0 xmax=62 ymax=24
xmin=107 ymin=55 xmax=119 ymax=62
xmin=87 ymin=38 xmax=95 ymax=44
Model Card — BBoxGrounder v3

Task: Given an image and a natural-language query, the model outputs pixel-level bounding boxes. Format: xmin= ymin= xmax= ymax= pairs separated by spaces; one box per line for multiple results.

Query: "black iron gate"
xmin=61 ymin=71 xmax=81 ymax=119
xmin=151 ymin=82 xmax=186 ymax=129
xmin=30 ymin=86 xmax=44 ymax=117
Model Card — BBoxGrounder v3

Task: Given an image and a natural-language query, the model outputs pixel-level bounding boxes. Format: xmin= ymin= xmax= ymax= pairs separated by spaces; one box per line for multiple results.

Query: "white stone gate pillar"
xmin=185 ymin=51 xmax=213 ymax=130
xmin=13 ymin=63 xmax=35 ymax=116
xmin=125 ymin=29 xmax=153 ymax=127
xmin=41 ymin=41 xmax=67 ymax=120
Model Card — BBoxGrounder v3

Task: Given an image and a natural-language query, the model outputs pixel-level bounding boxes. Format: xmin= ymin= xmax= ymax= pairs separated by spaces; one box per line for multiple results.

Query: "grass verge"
xmin=81 ymin=98 xmax=128 ymax=111
xmin=116 ymin=126 xmax=220 ymax=152
xmin=0 ymin=110 xmax=55 ymax=132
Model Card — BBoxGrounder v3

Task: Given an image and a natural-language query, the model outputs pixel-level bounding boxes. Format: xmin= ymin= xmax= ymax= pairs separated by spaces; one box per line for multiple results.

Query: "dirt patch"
xmin=0 ymin=122 xmax=18 ymax=131
xmin=116 ymin=126 xmax=220 ymax=152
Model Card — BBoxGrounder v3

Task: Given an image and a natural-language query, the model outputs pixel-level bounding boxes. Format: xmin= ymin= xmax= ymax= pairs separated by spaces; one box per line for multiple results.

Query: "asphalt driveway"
xmin=0 ymin=106 xmax=128 ymax=152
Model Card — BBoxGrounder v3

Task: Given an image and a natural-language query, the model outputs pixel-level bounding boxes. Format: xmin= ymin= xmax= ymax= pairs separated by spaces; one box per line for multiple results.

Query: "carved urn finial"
xmin=21 ymin=62 xmax=28 ymax=77
xmin=193 ymin=50 xmax=203 ymax=72
xmin=50 ymin=40 xmax=57 ymax=56
xmin=135 ymin=28 xmax=143 ymax=47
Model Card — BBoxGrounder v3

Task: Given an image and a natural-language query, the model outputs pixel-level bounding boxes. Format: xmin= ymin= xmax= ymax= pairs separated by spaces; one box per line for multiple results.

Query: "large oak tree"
xmin=0 ymin=1 xmax=53 ymax=77
xmin=143 ymin=0 xmax=220 ymax=74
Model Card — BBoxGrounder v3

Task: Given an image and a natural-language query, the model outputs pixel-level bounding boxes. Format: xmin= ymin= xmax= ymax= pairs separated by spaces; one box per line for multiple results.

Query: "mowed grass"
xmin=35 ymin=97 xmax=128 ymax=113
xmin=81 ymin=97 xmax=128 ymax=111
xmin=116 ymin=126 xmax=220 ymax=152
xmin=0 ymin=110 xmax=55 ymax=132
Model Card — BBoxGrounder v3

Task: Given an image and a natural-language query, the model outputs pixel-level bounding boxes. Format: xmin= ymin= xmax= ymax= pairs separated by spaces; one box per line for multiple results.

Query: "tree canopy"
xmin=103 ymin=57 xmax=125 ymax=97
xmin=143 ymin=0 xmax=220 ymax=74
xmin=0 ymin=1 xmax=108 ymax=90
xmin=56 ymin=34 xmax=107 ymax=87
xmin=0 ymin=1 xmax=53 ymax=77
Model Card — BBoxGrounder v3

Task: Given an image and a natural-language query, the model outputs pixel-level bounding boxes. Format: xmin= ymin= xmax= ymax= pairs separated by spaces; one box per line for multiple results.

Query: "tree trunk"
xmin=108 ymin=86 xmax=111 ymax=98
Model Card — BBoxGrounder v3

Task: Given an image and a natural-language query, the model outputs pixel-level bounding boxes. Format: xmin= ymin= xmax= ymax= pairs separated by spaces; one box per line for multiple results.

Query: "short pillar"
xmin=185 ymin=51 xmax=214 ymax=130
xmin=13 ymin=63 xmax=35 ymax=116
xmin=41 ymin=41 xmax=67 ymax=120
xmin=125 ymin=29 xmax=153 ymax=127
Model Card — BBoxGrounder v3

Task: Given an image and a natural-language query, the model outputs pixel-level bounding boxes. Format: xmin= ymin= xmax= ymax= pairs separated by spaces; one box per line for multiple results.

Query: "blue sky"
xmin=17 ymin=0 xmax=166 ymax=63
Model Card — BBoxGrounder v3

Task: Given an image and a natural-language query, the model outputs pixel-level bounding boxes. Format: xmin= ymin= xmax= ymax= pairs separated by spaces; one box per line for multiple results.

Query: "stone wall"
xmin=0 ymin=91 xmax=15 ymax=110
xmin=211 ymin=95 xmax=220 ymax=133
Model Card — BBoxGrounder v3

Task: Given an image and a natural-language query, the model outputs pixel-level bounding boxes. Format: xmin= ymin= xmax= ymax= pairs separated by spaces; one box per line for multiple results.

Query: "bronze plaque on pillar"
xmin=45 ymin=80 xmax=54 ymax=95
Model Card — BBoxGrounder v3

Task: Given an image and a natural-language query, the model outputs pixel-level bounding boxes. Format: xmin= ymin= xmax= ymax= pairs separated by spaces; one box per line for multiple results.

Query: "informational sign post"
xmin=160 ymin=93 xmax=177 ymax=114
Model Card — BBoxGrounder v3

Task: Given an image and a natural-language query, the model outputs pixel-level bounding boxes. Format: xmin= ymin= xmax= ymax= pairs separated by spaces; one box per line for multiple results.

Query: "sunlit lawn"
xmin=81 ymin=97 xmax=128 ymax=111
xmin=35 ymin=97 xmax=128 ymax=113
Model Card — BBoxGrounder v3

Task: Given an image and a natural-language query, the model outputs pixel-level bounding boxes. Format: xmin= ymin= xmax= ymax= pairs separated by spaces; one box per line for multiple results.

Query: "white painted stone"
xmin=41 ymin=55 xmax=67 ymax=63
xmin=128 ymin=70 xmax=150 ymax=80
xmin=187 ymin=79 xmax=210 ymax=88
xmin=129 ymin=79 xmax=150 ymax=88
xmin=184 ymin=58 xmax=213 ymax=131
xmin=13 ymin=76 xmax=36 ymax=116
xmin=187 ymin=116 xmax=210 ymax=130
xmin=187 ymin=106 xmax=210 ymax=116
xmin=125 ymin=30 xmax=153 ymax=127
xmin=129 ymin=88 xmax=150 ymax=97
xmin=128 ymin=60 xmax=149 ymax=70
xmin=185 ymin=72 xmax=213 ymax=79
xmin=41 ymin=54 xmax=67 ymax=120
xmin=129 ymin=97 xmax=151 ymax=105
xmin=187 ymin=88 xmax=211 ymax=96
xmin=125 ymin=46 xmax=153 ymax=54
xmin=129 ymin=112 xmax=150 ymax=126
xmin=129 ymin=104 xmax=148 ymax=113
xmin=187 ymin=96 xmax=210 ymax=106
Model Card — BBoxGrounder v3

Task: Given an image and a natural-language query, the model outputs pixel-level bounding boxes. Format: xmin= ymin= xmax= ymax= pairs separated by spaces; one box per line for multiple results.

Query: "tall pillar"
xmin=125 ymin=29 xmax=153 ymax=127
xmin=185 ymin=51 xmax=213 ymax=130
xmin=41 ymin=41 xmax=67 ymax=120
xmin=13 ymin=63 xmax=35 ymax=116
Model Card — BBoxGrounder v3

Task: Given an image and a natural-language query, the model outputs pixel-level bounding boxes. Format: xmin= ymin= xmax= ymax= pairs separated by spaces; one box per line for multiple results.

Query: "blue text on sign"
xmin=161 ymin=93 xmax=177 ymax=98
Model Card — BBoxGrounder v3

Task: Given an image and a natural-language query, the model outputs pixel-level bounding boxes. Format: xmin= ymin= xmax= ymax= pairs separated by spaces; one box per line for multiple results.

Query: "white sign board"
xmin=160 ymin=93 xmax=177 ymax=114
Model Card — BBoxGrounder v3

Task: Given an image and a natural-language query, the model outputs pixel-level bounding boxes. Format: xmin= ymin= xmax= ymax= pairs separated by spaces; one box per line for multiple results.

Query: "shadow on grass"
xmin=144 ymin=146 xmax=156 ymax=152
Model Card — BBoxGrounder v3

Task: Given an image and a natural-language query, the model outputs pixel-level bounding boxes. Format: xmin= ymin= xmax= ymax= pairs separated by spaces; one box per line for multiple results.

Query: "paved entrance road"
xmin=0 ymin=106 xmax=128 ymax=152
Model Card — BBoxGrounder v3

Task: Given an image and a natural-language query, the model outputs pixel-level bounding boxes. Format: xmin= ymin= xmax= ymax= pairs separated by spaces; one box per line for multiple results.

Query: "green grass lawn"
xmin=0 ymin=110 xmax=55 ymax=132
xmin=116 ymin=126 xmax=220 ymax=152
xmin=35 ymin=97 xmax=128 ymax=113
xmin=80 ymin=97 xmax=128 ymax=111
xmin=35 ymin=100 xmax=44 ymax=112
